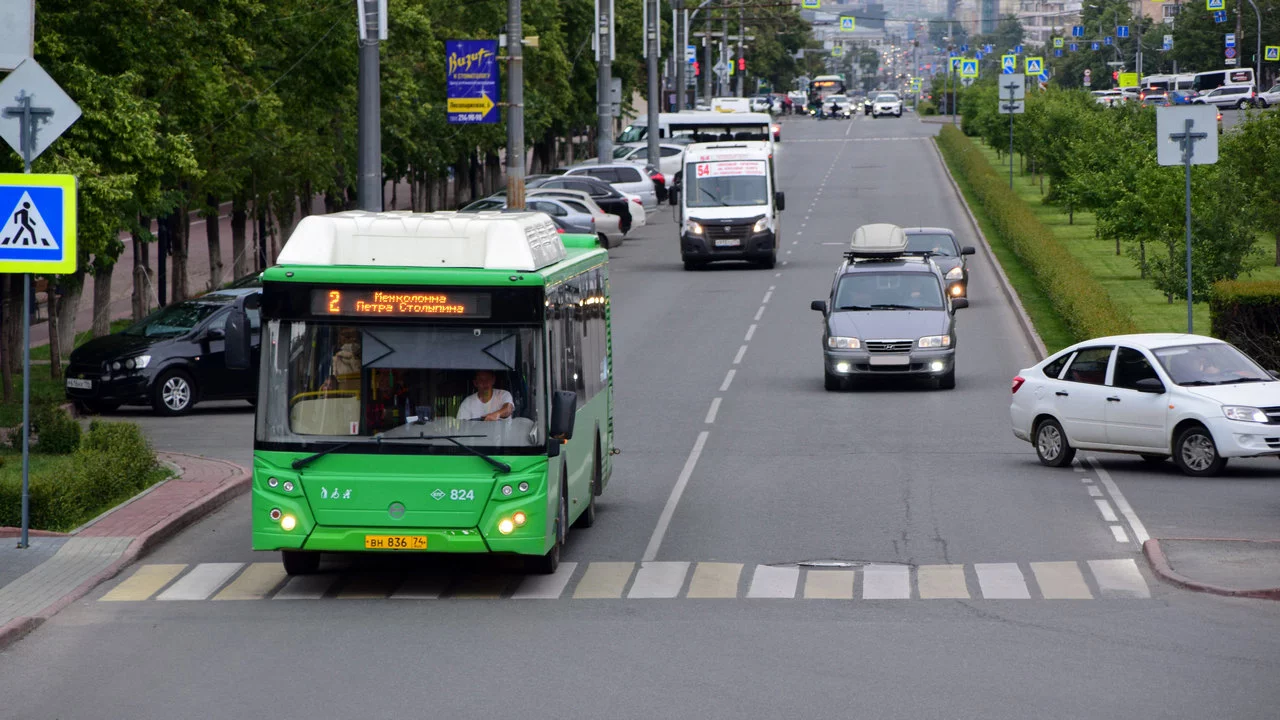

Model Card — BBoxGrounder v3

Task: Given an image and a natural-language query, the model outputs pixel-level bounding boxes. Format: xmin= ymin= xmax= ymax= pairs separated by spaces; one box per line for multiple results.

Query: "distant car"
xmin=1091 ymin=90 xmax=1124 ymax=107
xmin=611 ymin=142 xmax=685 ymax=187
xmin=1192 ymin=83 xmax=1257 ymax=109
xmin=65 ymin=286 xmax=261 ymax=415
xmin=459 ymin=195 xmax=600 ymax=238
xmin=871 ymin=92 xmax=903 ymax=118
xmin=1140 ymin=94 xmax=1170 ymax=107
xmin=527 ymin=175 xmax=634 ymax=233
xmin=1256 ymin=83 xmax=1280 ymax=108
xmin=901 ymin=227 xmax=977 ymax=298
xmin=562 ymin=162 xmax=659 ymax=209
xmin=1010 ymin=334 xmax=1280 ymax=476
xmin=527 ymin=188 xmax=624 ymax=247
xmin=1167 ymin=90 xmax=1197 ymax=105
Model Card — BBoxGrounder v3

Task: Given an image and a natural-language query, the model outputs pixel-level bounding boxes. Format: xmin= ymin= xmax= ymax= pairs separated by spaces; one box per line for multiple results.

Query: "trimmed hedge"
xmin=1210 ymin=279 xmax=1280 ymax=370
xmin=0 ymin=420 xmax=165 ymax=532
xmin=935 ymin=125 xmax=1138 ymax=341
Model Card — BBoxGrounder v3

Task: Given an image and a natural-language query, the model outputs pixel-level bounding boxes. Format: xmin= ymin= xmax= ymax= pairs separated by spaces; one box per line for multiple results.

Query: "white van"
xmin=672 ymin=142 xmax=784 ymax=270
xmin=711 ymin=97 xmax=752 ymax=113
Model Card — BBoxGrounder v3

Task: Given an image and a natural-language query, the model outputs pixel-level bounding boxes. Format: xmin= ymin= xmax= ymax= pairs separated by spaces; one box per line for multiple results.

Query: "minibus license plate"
xmin=714 ymin=238 xmax=741 ymax=247
xmin=365 ymin=535 xmax=427 ymax=550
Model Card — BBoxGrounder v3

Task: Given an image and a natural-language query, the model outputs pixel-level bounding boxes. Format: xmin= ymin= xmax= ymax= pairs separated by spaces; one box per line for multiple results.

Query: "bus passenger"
xmin=331 ymin=328 xmax=362 ymax=390
xmin=458 ymin=370 xmax=514 ymax=421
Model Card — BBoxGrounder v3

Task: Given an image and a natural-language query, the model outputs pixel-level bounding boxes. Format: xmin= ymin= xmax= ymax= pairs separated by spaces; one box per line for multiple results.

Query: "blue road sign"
xmin=1091 ymin=42 xmax=1100 ymax=51
xmin=960 ymin=44 xmax=968 ymax=52
xmin=1214 ymin=10 xmax=1227 ymax=23
xmin=1070 ymin=43 xmax=1079 ymax=52
xmin=976 ymin=51 xmax=985 ymax=60
xmin=1002 ymin=55 xmax=1017 ymax=73
xmin=960 ymin=59 xmax=978 ymax=78
xmin=446 ymin=39 xmax=500 ymax=124
xmin=1117 ymin=26 xmax=1129 ymax=39
xmin=1104 ymin=36 xmax=1113 ymax=46
xmin=1267 ymin=46 xmax=1280 ymax=61
xmin=1014 ymin=45 xmax=1023 ymax=55
xmin=1072 ymin=26 xmax=1084 ymax=38
xmin=1206 ymin=0 xmax=1225 ymax=9
xmin=1055 ymin=49 xmax=1063 ymax=58
xmin=1040 ymin=71 xmax=1050 ymax=82
xmin=1025 ymin=57 xmax=1043 ymax=74
xmin=1225 ymin=33 xmax=1236 ymax=48
xmin=985 ymin=44 xmax=994 ymax=54
xmin=0 ymin=174 xmax=77 ymax=274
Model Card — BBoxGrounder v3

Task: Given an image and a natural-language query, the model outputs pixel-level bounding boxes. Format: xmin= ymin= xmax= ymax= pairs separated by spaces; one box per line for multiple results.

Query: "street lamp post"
xmin=1242 ymin=0 xmax=1262 ymax=92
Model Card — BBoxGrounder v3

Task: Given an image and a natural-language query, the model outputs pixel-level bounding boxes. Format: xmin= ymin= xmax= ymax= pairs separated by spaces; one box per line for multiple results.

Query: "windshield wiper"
xmin=291 ymin=433 xmax=423 ymax=470
xmin=1177 ymin=380 xmax=1217 ymax=386
xmin=838 ymin=304 xmax=874 ymax=311
xmin=698 ymin=186 xmax=726 ymax=206
xmin=870 ymin=303 xmax=929 ymax=311
xmin=1212 ymin=377 xmax=1272 ymax=385
xmin=421 ymin=434 xmax=511 ymax=473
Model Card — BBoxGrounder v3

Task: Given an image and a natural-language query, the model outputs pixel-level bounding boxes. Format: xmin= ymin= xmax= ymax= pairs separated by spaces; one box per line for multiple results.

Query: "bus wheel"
xmin=281 ymin=550 xmax=320 ymax=576
xmin=574 ymin=439 xmax=600 ymax=529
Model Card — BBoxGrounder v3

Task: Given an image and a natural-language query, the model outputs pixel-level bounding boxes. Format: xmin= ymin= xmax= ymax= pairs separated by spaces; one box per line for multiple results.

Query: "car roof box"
xmin=847 ymin=223 xmax=908 ymax=258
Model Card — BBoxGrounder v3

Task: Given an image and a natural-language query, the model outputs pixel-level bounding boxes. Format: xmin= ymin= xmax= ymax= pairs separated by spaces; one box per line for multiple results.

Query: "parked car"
xmin=1192 ymin=83 xmax=1257 ymax=109
xmin=611 ymin=142 xmax=685 ymax=187
xmin=527 ymin=188 xmax=624 ymax=247
xmin=527 ymin=175 xmax=634 ymax=233
xmin=459 ymin=195 xmax=602 ymax=241
xmin=562 ymin=162 xmax=659 ymax=209
xmin=65 ymin=285 xmax=261 ymax=415
xmin=1010 ymin=334 xmax=1280 ymax=476
xmin=1256 ymin=83 xmax=1280 ymax=108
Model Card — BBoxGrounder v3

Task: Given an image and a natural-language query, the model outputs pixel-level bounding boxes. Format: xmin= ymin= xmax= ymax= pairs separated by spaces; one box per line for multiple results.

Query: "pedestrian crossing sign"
xmin=840 ymin=16 xmax=855 ymax=31
xmin=0 ymin=174 xmax=77 ymax=274
xmin=1025 ymin=57 xmax=1043 ymax=74
xmin=961 ymin=59 xmax=978 ymax=78
xmin=1053 ymin=37 xmax=1064 ymax=48
xmin=950 ymin=57 xmax=963 ymax=72
xmin=1002 ymin=55 xmax=1017 ymax=74
xmin=1267 ymin=46 xmax=1279 ymax=61
xmin=1206 ymin=0 xmax=1224 ymax=9
xmin=801 ymin=0 xmax=819 ymax=8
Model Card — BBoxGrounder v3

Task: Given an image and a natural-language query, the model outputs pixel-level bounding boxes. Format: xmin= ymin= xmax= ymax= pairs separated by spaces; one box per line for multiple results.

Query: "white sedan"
xmin=1010 ymin=334 xmax=1280 ymax=476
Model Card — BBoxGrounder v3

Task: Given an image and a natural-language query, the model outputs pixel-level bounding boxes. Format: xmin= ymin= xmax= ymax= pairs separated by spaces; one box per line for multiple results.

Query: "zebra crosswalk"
xmin=97 ymin=558 xmax=1154 ymax=603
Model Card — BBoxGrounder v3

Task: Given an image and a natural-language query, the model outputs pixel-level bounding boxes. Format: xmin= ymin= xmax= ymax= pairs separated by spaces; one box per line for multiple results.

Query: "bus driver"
xmin=457 ymin=370 xmax=514 ymax=421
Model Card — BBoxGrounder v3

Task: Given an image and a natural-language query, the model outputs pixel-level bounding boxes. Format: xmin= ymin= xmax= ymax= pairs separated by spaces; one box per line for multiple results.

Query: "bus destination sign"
xmin=311 ymin=289 xmax=492 ymax=318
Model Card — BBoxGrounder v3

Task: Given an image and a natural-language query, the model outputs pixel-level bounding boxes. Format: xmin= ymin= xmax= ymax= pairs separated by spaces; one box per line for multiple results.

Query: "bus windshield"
xmin=684 ymin=160 xmax=769 ymax=207
xmin=256 ymin=320 xmax=544 ymax=452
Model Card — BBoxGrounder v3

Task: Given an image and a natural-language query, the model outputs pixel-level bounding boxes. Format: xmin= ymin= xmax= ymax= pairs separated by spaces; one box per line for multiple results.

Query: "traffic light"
xmin=1112 ymin=71 xmax=1119 ymax=81
xmin=693 ymin=61 xmax=700 ymax=76
xmin=738 ymin=57 xmax=745 ymax=71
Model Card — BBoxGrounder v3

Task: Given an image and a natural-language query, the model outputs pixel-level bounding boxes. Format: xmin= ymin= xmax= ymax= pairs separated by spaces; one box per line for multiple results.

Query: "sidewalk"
xmin=0 ymin=452 xmax=250 ymax=649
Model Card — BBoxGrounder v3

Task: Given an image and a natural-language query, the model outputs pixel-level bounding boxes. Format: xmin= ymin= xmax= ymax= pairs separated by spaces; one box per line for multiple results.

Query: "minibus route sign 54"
xmin=695 ymin=160 xmax=766 ymax=177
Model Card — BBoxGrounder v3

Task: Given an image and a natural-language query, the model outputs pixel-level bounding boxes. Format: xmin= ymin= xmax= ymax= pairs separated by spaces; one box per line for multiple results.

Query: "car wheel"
xmin=1258 ymin=98 xmax=1269 ymax=109
xmin=281 ymin=550 xmax=320 ymax=576
xmin=152 ymin=369 xmax=196 ymax=415
xmin=1173 ymin=425 xmax=1227 ymax=477
xmin=1236 ymin=99 xmax=1249 ymax=110
xmin=757 ymin=253 xmax=776 ymax=269
xmin=895 ymin=111 xmax=902 ymax=117
xmin=1034 ymin=418 xmax=1076 ymax=468
xmin=935 ymin=368 xmax=956 ymax=390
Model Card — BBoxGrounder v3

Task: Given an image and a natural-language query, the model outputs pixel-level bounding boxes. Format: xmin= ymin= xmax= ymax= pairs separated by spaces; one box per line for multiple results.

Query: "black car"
xmin=527 ymin=175 xmax=633 ymax=233
xmin=65 ymin=286 xmax=261 ymax=415
xmin=901 ymin=227 xmax=976 ymax=299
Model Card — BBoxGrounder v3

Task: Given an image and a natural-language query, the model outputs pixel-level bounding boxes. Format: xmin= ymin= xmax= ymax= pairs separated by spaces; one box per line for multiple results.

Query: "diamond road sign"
xmin=0 ymin=173 xmax=77 ymax=274
xmin=1267 ymin=46 xmax=1279 ymax=61
xmin=0 ymin=59 xmax=81 ymax=164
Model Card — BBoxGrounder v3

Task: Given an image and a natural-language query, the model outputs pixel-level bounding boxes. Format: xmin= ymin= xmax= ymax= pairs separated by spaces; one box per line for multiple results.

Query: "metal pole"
xmin=508 ymin=0 xmax=526 ymax=206
xmin=17 ymin=107 xmax=32 ymax=549
xmin=1008 ymin=86 xmax=1015 ymax=190
xmin=673 ymin=1 xmax=685 ymax=111
xmin=1183 ymin=118 xmax=1194 ymax=334
xmin=646 ymin=0 xmax=660 ymax=166
xmin=596 ymin=0 xmax=614 ymax=163
xmin=1244 ymin=0 xmax=1261 ymax=92
xmin=736 ymin=6 xmax=744 ymax=97
xmin=356 ymin=4 xmax=382 ymax=212
xmin=683 ymin=7 xmax=691 ymax=106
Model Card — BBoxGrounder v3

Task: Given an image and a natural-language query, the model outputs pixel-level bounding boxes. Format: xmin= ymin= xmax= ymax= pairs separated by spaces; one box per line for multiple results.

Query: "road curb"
xmin=1142 ymin=538 xmax=1280 ymax=601
xmin=929 ymin=135 xmax=1048 ymax=361
xmin=0 ymin=455 xmax=250 ymax=651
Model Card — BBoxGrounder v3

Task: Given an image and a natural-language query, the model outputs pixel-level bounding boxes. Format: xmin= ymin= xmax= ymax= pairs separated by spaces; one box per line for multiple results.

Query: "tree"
xmin=1221 ymin=110 xmax=1280 ymax=265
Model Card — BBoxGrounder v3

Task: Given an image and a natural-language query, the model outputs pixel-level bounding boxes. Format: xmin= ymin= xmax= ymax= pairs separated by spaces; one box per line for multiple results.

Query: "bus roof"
xmin=274 ymin=210 xmax=568 ymax=273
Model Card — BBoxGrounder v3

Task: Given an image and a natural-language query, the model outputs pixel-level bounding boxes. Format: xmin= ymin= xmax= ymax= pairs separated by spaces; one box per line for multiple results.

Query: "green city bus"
xmin=224 ymin=211 xmax=614 ymax=575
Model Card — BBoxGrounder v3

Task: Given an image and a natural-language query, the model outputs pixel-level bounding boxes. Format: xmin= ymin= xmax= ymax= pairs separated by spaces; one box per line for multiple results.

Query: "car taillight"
xmin=631 ymin=198 xmax=642 ymax=205
xmin=1011 ymin=375 xmax=1025 ymax=394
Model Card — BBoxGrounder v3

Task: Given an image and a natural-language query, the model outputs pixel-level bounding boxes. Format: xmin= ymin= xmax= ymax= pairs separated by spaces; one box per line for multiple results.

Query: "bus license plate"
xmin=714 ymin=238 xmax=741 ymax=247
xmin=364 ymin=535 xmax=427 ymax=550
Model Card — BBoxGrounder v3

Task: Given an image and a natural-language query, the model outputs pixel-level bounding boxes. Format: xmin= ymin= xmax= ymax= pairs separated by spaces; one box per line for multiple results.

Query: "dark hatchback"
xmin=901 ymin=227 xmax=976 ymax=298
xmin=65 ymin=284 xmax=261 ymax=415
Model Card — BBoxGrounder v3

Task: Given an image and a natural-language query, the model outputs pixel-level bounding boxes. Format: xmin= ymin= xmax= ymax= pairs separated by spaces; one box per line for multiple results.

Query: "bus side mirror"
xmin=669 ymin=189 xmax=679 ymax=206
xmin=224 ymin=294 xmax=258 ymax=370
xmin=775 ymin=191 xmax=786 ymax=212
xmin=549 ymin=390 xmax=577 ymax=442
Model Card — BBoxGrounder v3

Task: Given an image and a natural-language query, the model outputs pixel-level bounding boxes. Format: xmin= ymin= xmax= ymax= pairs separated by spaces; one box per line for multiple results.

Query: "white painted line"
xmin=861 ymin=564 xmax=910 ymax=599
xmin=917 ymin=565 xmax=969 ymax=599
xmin=733 ymin=344 xmax=748 ymax=364
xmin=1081 ymin=477 xmax=1093 ymax=484
xmin=753 ymin=306 xmax=765 ymax=321
xmin=845 ymin=120 xmax=854 ymax=137
xmin=1088 ymin=456 xmax=1151 ymax=545
xmin=1088 ymin=559 xmax=1150 ymax=598
xmin=642 ymin=431 xmax=710 ymax=562
xmin=746 ymin=565 xmax=799 ymax=598
xmin=1030 ymin=561 xmax=1092 ymax=599
xmin=705 ymin=397 xmax=722 ymax=424
xmin=1072 ymin=459 xmax=1085 ymax=472
xmin=792 ymin=240 xmax=798 ymax=245
xmin=273 ymin=574 xmax=338 ymax=600
xmin=768 ymin=285 xmax=775 ymax=291
xmin=774 ymin=272 xmax=781 ymax=277
xmin=785 ymin=250 xmax=792 ymax=255
xmin=782 ymin=261 xmax=788 ymax=266
xmin=745 ymin=324 xmax=757 ymax=342
xmin=820 ymin=242 xmax=844 ymax=246
xmin=1110 ymin=525 xmax=1130 ymax=543
xmin=627 ymin=561 xmax=690 ymax=598
xmin=720 ymin=369 xmax=736 ymax=392
xmin=156 ymin=563 xmax=242 ymax=601
xmin=510 ymin=562 xmax=578 ymax=599
xmin=974 ymin=563 xmax=1031 ymax=599
xmin=1087 ymin=485 xmax=1102 ymax=497
xmin=1094 ymin=498 xmax=1119 ymax=523
xmin=762 ymin=290 xmax=772 ymax=304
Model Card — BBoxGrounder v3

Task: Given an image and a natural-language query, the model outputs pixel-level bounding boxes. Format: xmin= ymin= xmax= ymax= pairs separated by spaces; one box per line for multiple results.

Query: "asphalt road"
xmin=2 ymin=114 xmax=1279 ymax=720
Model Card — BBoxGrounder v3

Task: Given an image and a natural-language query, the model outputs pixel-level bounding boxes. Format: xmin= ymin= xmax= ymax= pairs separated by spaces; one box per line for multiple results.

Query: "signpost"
xmin=1164 ymin=35 xmax=1174 ymax=52
xmin=446 ymin=40 xmax=500 ymax=124
xmin=1083 ymin=68 xmax=1092 ymax=87
xmin=1156 ymin=106 xmax=1218 ymax=333
xmin=999 ymin=74 xmax=1025 ymax=189
xmin=0 ymin=57 xmax=80 ymax=549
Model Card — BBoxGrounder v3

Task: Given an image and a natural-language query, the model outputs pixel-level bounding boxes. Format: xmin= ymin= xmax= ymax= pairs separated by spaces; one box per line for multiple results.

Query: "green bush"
xmin=34 ymin=404 xmax=80 ymax=454
xmin=1210 ymin=280 xmax=1280 ymax=370
xmin=920 ymin=101 xmax=938 ymax=116
xmin=936 ymin=125 xmax=1138 ymax=341
xmin=0 ymin=420 xmax=162 ymax=531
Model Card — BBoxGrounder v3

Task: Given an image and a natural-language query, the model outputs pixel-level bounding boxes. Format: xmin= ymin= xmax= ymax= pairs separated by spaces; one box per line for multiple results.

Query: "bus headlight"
xmin=686 ymin=221 xmax=704 ymax=236
xmin=281 ymin=515 xmax=297 ymax=531
xmin=752 ymin=217 xmax=769 ymax=233
xmin=498 ymin=518 xmax=515 ymax=535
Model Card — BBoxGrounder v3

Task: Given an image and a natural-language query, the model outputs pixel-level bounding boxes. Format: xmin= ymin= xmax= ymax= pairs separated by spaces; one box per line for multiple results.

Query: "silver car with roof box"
xmin=810 ymin=224 xmax=969 ymax=390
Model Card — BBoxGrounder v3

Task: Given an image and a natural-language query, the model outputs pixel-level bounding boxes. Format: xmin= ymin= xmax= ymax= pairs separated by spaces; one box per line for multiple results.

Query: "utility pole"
xmin=736 ymin=5 xmax=745 ymax=97
xmin=596 ymin=0 xmax=614 ymax=163
xmin=646 ymin=0 xmax=660 ymax=165
xmin=674 ymin=0 xmax=686 ymax=110
xmin=507 ymin=0 xmax=526 ymax=206
xmin=704 ymin=27 xmax=713 ymax=102
xmin=357 ymin=0 xmax=386 ymax=212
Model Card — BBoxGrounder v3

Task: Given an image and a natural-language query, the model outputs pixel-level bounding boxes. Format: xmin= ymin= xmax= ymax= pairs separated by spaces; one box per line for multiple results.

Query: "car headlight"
xmin=124 ymin=355 xmax=151 ymax=370
xmin=111 ymin=361 xmax=122 ymax=371
xmin=1223 ymin=405 xmax=1268 ymax=423
xmin=945 ymin=266 xmax=964 ymax=280
xmin=827 ymin=336 xmax=861 ymax=349
xmin=686 ymin=220 xmax=704 ymax=235
xmin=752 ymin=217 xmax=769 ymax=233
xmin=918 ymin=335 xmax=952 ymax=349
